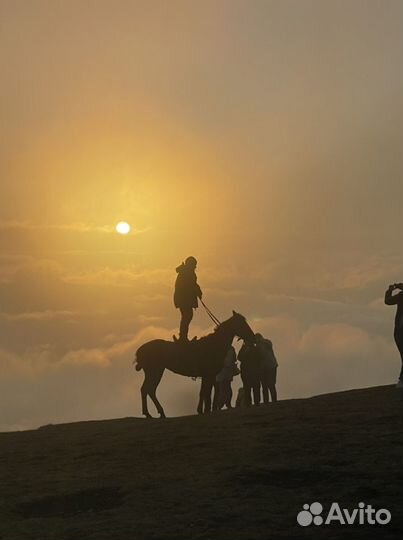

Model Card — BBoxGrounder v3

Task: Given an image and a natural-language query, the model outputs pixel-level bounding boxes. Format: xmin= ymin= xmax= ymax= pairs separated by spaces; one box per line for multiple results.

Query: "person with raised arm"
xmin=385 ymin=282 xmax=403 ymax=388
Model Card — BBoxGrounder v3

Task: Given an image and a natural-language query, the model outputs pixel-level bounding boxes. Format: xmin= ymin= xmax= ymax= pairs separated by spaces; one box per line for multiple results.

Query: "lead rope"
xmin=200 ymin=298 xmax=221 ymax=327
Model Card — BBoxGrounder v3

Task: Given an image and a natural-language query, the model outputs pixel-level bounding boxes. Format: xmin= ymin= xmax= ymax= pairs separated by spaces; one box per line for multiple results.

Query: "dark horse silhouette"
xmin=135 ymin=311 xmax=255 ymax=418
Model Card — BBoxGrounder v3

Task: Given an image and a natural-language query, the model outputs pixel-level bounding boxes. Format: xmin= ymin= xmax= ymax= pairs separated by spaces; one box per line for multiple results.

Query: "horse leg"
xmin=148 ymin=368 xmax=166 ymax=418
xmin=141 ymin=371 xmax=153 ymax=418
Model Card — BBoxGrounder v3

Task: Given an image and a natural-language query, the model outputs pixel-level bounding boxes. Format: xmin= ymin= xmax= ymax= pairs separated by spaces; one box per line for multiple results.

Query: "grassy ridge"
xmin=1 ymin=385 xmax=402 ymax=539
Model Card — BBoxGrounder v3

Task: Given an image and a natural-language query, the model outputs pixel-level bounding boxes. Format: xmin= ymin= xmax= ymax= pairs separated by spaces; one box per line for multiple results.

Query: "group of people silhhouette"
xmin=238 ymin=334 xmax=278 ymax=406
xmin=170 ymin=258 xmax=403 ymax=414
xmin=135 ymin=257 xmax=403 ymax=418
xmin=173 ymin=256 xmax=278 ymax=411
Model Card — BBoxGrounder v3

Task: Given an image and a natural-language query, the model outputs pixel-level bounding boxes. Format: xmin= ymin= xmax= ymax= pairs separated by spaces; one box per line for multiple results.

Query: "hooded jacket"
xmin=174 ymin=263 xmax=202 ymax=309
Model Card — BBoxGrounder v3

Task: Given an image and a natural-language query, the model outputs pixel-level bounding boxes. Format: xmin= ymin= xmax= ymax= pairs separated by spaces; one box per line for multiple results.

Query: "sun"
xmin=116 ymin=221 xmax=131 ymax=235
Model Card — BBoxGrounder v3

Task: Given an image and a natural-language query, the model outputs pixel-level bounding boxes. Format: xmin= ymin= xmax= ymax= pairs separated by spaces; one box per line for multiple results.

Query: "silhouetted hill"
xmin=1 ymin=385 xmax=402 ymax=539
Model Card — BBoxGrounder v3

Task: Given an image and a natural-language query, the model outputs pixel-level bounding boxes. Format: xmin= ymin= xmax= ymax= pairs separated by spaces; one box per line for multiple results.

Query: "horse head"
xmin=229 ymin=310 xmax=255 ymax=344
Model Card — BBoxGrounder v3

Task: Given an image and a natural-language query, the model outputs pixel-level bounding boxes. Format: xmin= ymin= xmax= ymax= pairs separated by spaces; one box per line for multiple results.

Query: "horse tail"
xmin=133 ymin=340 xmax=163 ymax=372
xmin=133 ymin=344 xmax=146 ymax=372
xmin=133 ymin=352 xmax=143 ymax=371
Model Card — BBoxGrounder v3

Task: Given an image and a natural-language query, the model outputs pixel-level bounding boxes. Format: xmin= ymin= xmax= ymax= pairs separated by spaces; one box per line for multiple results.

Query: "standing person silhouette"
xmin=256 ymin=333 xmax=278 ymax=403
xmin=174 ymin=256 xmax=202 ymax=342
xmin=238 ymin=341 xmax=261 ymax=406
xmin=385 ymin=282 xmax=403 ymax=388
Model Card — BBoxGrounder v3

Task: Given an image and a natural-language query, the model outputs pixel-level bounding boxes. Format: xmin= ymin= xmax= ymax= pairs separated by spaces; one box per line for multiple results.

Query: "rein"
xmin=200 ymin=299 xmax=221 ymax=327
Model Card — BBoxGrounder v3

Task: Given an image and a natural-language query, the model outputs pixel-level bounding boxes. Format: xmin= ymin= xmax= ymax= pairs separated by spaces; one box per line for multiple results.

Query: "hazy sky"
xmin=1 ymin=0 xmax=402 ymax=430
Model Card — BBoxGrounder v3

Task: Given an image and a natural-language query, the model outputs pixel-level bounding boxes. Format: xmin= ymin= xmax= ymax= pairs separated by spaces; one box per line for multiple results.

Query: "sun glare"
xmin=116 ymin=221 xmax=131 ymax=235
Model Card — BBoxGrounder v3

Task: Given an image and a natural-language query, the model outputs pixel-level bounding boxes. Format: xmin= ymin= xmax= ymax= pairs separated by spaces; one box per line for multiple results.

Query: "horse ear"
xmin=232 ymin=310 xmax=237 ymax=316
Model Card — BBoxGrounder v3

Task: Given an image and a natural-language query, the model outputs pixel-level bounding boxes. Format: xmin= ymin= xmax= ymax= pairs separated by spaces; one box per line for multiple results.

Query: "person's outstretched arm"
xmin=385 ymin=284 xmax=403 ymax=305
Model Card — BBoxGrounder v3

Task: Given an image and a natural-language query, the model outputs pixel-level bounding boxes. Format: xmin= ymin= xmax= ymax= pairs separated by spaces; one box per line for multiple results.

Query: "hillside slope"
xmin=1 ymin=385 xmax=402 ymax=540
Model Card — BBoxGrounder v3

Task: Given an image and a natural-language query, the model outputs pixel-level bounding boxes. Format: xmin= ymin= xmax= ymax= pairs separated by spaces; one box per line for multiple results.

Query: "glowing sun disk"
xmin=116 ymin=221 xmax=131 ymax=234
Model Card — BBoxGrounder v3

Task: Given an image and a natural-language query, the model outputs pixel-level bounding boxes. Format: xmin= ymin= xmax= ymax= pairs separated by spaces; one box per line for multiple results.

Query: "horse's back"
xmin=136 ymin=339 xmax=170 ymax=355
xmin=135 ymin=339 xmax=173 ymax=370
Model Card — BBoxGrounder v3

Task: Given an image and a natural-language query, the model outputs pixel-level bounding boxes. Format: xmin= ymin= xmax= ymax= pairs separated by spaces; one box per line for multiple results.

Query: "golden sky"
xmin=1 ymin=1 xmax=402 ymax=430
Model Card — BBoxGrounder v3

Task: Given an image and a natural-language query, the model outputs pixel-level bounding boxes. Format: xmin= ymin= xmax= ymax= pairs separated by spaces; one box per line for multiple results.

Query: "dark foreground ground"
xmin=0 ymin=385 xmax=402 ymax=540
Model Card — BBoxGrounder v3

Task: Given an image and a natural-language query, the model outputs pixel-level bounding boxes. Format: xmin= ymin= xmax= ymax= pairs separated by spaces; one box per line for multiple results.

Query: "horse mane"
xmin=191 ymin=314 xmax=241 ymax=346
